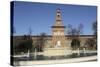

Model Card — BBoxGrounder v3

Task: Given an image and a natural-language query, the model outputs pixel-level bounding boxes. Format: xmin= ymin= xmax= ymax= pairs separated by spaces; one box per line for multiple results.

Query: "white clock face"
xmin=57 ymin=13 xmax=60 ymax=16
xmin=57 ymin=21 xmax=60 ymax=24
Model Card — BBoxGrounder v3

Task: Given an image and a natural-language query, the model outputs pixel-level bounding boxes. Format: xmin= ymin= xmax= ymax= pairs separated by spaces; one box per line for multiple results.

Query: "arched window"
xmin=71 ymin=39 xmax=80 ymax=50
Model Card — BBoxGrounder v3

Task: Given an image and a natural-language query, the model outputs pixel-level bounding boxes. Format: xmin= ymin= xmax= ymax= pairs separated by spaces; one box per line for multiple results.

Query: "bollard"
xmin=77 ymin=48 xmax=80 ymax=56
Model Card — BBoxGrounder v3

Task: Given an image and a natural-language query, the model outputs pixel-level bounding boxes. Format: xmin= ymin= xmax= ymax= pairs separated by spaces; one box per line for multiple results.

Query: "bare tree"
xmin=92 ymin=21 xmax=97 ymax=38
xmin=29 ymin=27 xmax=32 ymax=36
xmin=92 ymin=21 xmax=97 ymax=50
xmin=66 ymin=23 xmax=84 ymax=50
xmin=71 ymin=39 xmax=80 ymax=50
xmin=85 ymin=38 xmax=95 ymax=50
xmin=67 ymin=24 xmax=73 ymax=35
xmin=34 ymin=33 xmax=47 ymax=52
xmin=39 ymin=33 xmax=46 ymax=51
xmin=67 ymin=23 xmax=84 ymax=38
xmin=77 ymin=23 xmax=84 ymax=35
xmin=14 ymin=35 xmax=33 ymax=54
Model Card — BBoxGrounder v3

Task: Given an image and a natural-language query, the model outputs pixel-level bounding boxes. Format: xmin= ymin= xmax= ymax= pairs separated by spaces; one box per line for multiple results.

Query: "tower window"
xmin=57 ymin=15 xmax=60 ymax=17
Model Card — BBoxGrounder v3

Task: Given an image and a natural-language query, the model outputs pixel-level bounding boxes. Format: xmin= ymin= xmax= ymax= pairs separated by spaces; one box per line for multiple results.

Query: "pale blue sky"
xmin=13 ymin=1 xmax=97 ymax=35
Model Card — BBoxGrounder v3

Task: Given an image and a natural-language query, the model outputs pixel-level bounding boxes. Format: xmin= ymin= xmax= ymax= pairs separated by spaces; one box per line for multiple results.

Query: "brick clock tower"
xmin=51 ymin=8 xmax=66 ymax=48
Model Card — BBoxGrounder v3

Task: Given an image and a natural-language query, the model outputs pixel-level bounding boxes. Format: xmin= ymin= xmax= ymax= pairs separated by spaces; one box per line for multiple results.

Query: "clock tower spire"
xmin=51 ymin=8 xmax=66 ymax=47
xmin=55 ymin=8 xmax=63 ymax=26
